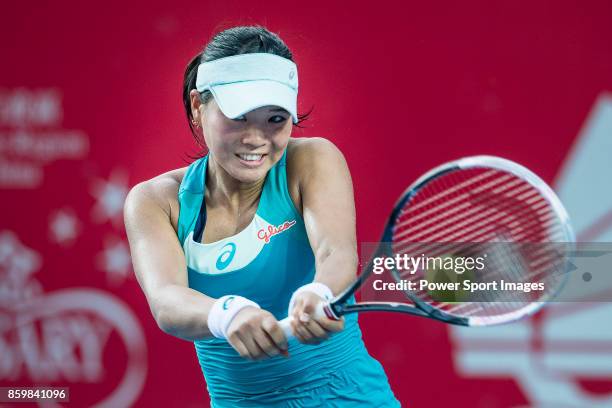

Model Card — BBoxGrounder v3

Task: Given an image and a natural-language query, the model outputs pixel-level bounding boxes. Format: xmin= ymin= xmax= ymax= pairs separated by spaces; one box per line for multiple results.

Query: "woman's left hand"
xmin=290 ymin=291 xmax=344 ymax=345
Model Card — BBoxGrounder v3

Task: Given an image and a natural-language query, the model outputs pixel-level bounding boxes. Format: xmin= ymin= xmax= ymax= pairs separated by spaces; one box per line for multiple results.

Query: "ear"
xmin=189 ymin=90 xmax=204 ymax=123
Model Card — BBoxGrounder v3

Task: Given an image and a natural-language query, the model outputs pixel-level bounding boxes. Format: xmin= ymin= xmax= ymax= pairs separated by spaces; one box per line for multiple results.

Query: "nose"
xmin=240 ymin=125 xmax=267 ymax=147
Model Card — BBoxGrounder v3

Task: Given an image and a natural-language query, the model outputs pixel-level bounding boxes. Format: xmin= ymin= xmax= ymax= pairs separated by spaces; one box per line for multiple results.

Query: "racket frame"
xmin=324 ymin=156 xmax=575 ymax=327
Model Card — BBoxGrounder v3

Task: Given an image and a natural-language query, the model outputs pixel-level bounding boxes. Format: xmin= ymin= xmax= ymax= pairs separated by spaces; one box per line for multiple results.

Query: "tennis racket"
xmin=278 ymin=155 xmax=574 ymax=337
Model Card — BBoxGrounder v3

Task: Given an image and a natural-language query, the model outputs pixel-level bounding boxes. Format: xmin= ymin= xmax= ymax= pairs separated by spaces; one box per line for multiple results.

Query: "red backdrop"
xmin=1 ymin=1 xmax=612 ymax=407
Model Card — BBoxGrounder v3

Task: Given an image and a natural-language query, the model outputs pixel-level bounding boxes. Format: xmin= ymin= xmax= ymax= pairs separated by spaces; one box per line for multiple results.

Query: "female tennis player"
xmin=124 ymin=26 xmax=400 ymax=407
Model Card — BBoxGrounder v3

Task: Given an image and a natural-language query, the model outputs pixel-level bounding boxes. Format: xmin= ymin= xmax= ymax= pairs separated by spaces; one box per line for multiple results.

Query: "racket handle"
xmin=278 ymin=316 xmax=295 ymax=339
xmin=278 ymin=302 xmax=336 ymax=340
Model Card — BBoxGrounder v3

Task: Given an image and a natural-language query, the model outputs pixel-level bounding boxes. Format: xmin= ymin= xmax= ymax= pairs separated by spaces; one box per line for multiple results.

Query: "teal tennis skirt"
xmin=209 ymin=351 xmax=401 ymax=407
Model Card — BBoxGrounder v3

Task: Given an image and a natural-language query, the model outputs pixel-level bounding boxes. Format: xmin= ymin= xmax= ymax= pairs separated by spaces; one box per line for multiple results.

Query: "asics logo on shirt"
xmin=216 ymin=243 xmax=237 ymax=270
xmin=257 ymin=220 xmax=297 ymax=244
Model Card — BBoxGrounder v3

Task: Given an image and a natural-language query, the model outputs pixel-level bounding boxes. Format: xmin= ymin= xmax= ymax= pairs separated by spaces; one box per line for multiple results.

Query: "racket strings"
xmin=395 ymin=201 xmax=567 ymax=266
xmin=399 ymin=195 xmax=560 ymax=294
xmin=396 ymin=169 xmax=501 ymax=216
xmin=394 ymin=175 xmax=551 ymax=246
xmin=396 ymin=228 xmax=562 ymax=284
xmin=394 ymin=173 xmax=519 ymax=239
xmin=395 ymin=213 xmax=566 ymax=293
xmin=388 ymin=167 xmax=570 ymax=320
xmin=395 ymin=181 xmax=560 ymax=248
xmin=394 ymin=193 xmax=556 ymax=259
xmin=394 ymin=172 xmax=519 ymax=233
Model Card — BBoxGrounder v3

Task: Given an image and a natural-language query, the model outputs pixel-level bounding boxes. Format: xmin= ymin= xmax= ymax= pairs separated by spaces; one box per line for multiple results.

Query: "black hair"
xmin=182 ymin=25 xmax=310 ymax=152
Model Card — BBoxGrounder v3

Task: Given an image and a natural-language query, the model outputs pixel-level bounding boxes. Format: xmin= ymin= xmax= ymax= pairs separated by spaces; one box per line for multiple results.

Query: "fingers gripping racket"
xmin=278 ymin=156 xmax=574 ymax=338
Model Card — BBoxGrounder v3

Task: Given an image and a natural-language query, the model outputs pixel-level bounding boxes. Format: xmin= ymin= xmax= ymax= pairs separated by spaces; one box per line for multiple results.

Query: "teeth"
xmin=239 ymin=154 xmax=263 ymax=161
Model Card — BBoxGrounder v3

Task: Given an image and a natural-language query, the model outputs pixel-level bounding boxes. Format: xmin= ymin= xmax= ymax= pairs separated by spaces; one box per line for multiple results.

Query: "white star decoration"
xmin=90 ymin=169 xmax=129 ymax=227
xmin=97 ymin=239 xmax=132 ymax=286
xmin=49 ymin=209 xmax=80 ymax=246
xmin=0 ymin=230 xmax=43 ymax=306
xmin=0 ymin=230 xmax=41 ymax=278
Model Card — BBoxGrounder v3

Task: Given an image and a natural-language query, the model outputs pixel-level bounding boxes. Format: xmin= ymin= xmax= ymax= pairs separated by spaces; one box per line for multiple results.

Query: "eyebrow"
xmin=269 ymin=108 xmax=289 ymax=113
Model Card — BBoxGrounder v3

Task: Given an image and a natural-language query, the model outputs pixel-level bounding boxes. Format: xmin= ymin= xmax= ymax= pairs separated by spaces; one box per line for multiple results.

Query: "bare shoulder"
xmin=287 ymin=137 xmax=349 ymax=183
xmin=286 ymin=137 xmax=350 ymax=212
xmin=286 ymin=137 xmax=345 ymax=169
xmin=127 ymin=167 xmax=187 ymax=206
xmin=124 ymin=167 xmax=188 ymax=231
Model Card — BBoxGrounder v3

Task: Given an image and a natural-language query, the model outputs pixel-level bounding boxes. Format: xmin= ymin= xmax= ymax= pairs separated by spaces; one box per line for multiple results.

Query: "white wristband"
xmin=288 ymin=282 xmax=334 ymax=315
xmin=207 ymin=295 xmax=260 ymax=339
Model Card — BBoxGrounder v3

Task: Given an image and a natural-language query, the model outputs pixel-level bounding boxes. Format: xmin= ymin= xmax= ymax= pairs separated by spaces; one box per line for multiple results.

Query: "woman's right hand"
xmin=226 ymin=307 xmax=289 ymax=360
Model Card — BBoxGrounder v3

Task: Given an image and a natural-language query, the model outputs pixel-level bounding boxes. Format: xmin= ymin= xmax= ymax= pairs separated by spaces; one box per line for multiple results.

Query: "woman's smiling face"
xmin=193 ymin=93 xmax=293 ymax=184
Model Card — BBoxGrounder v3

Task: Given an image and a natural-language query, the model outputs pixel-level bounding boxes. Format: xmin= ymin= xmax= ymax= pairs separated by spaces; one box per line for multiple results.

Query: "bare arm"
xmin=288 ymin=138 xmax=358 ymax=343
xmin=298 ymin=138 xmax=359 ymax=293
xmin=124 ymin=178 xmax=215 ymax=341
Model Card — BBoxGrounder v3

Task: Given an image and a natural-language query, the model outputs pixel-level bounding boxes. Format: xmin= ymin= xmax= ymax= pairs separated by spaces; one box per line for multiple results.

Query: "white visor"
xmin=195 ymin=53 xmax=299 ymax=123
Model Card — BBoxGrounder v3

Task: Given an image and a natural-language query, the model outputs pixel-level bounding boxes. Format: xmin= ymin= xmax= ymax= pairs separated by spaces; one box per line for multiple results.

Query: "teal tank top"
xmin=177 ymin=151 xmax=367 ymax=403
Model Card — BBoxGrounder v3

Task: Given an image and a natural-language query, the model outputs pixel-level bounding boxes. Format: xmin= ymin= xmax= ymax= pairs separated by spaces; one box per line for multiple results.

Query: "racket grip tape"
xmin=278 ymin=302 xmax=337 ymax=340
